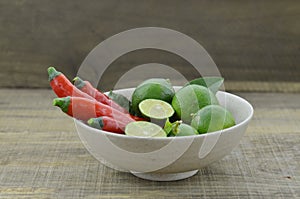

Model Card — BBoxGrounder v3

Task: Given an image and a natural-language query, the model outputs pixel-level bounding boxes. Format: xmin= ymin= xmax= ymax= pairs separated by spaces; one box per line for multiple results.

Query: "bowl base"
xmin=130 ymin=170 xmax=198 ymax=181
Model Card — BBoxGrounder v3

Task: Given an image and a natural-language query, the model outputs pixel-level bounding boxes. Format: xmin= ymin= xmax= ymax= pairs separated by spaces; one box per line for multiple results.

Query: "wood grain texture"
xmin=0 ymin=89 xmax=299 ymax=198
xmin=0 ymin=0 xmax=299 ymax=89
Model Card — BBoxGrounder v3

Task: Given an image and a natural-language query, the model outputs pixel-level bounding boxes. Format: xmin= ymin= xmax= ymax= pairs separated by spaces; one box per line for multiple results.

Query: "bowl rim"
xmin=74 ymin=89 xmax=253 ymax=140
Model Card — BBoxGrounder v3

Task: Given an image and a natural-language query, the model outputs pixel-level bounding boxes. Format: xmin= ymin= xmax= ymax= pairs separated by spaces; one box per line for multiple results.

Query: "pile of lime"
xmin=119 ymin=77 xmax=236 ymax=137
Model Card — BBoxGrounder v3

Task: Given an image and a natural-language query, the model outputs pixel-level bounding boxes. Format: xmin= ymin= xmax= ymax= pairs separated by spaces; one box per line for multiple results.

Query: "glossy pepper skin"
xmin=73 ymin=76 xmax=147 ymax=121
xmin=53 ymin=96 xmax=135 ymax=124
xmin=73 ymin=77 xmax=110 ymax=103
xmin=87 ymin=116 xmax=126 ymax=134
xmin=73 ymin=77 xmax=129 ymax=113
xmin=48 ymin=67 xmax=95 ymax=100
xmin=49 ymin=67 xmax=146 ymax=122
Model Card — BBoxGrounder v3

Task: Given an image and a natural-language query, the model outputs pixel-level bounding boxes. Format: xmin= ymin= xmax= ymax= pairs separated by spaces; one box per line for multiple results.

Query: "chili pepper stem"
xmin=48 ymin=67 xmax=61 ymax=81
xmin=87 ymin=118 xmax=104 ymax=129
xmin=53 ymin=97 xmax=70 ymax=113
xmin=72 ymin=77 xmax=86 ymax=89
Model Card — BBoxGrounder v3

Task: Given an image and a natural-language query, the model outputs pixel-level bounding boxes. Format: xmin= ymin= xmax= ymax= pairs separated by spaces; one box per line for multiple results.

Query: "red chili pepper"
xmin=48 ymin=67 xmax=146 ymax=122
xmin=87 ymin=116 xmax=126 ymax=134
xmin=73 ymin=76 xmax=147 ymax=121
xmin=48 ymin=67 xmax=95 ymax=100
xmin=73 ymin=77 xmax=129 ymax=113
xmin=130 ymin=115 xmax=148 ymax=121
xmin=53 ymin=96 xmax=135 ymax=125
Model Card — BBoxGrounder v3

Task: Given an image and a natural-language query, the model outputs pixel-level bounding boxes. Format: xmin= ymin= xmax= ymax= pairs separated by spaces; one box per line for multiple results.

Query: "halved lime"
xmin=125 ymin=121 xmax=167 ymax=137
xmin=139 ymin=99 xmax=174 ymax=119
xmin=131 ymin=78 xmax=175 ymax=115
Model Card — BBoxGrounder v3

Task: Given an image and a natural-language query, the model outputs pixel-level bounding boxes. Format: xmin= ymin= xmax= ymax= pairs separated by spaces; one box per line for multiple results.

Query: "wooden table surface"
xmin=0 ymin=89 xmax=299 ymax=198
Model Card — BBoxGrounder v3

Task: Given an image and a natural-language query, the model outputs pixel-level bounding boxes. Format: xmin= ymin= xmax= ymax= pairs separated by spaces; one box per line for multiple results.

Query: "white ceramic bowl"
xmin=74 ymin=87 xmax=253 ymax=181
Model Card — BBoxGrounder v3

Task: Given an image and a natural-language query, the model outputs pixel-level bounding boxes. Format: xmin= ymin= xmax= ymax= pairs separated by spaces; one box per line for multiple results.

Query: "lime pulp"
xmin=131 ymin=78 xmax=175 ymax=115
xmin=125 ymin=121 xmax=167 ymax=137
xmin=139 ymin=99 xmax=174 ymax=119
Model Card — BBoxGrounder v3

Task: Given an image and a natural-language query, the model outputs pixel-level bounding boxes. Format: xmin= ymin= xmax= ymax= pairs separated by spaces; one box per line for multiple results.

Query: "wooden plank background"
xmin=0 ymin=0 xmax=299 ymax=90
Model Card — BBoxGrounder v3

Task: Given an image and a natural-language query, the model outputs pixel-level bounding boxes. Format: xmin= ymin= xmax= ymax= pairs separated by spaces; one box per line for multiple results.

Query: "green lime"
xmin=175 ymin=123 xmax=199 ymax=136
xmin=171 ymin=84 xmax=219 ymax=123
xmin=138 ymin=99 xmax=174 ymax=119
xmin=185 ymin=76 xmax=224 ymax=94
xmin=131 ymin=78 xmax=175 ymax=115
xmin=125 ymin=121 xmax=167 ymax=137
xmin=191 ymin=105 xmax=236 ymax=134
xmin=164 ymin=119 xmax=198 ymax=137
xmin=171 ymin=123 xmax=199 ymax=136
